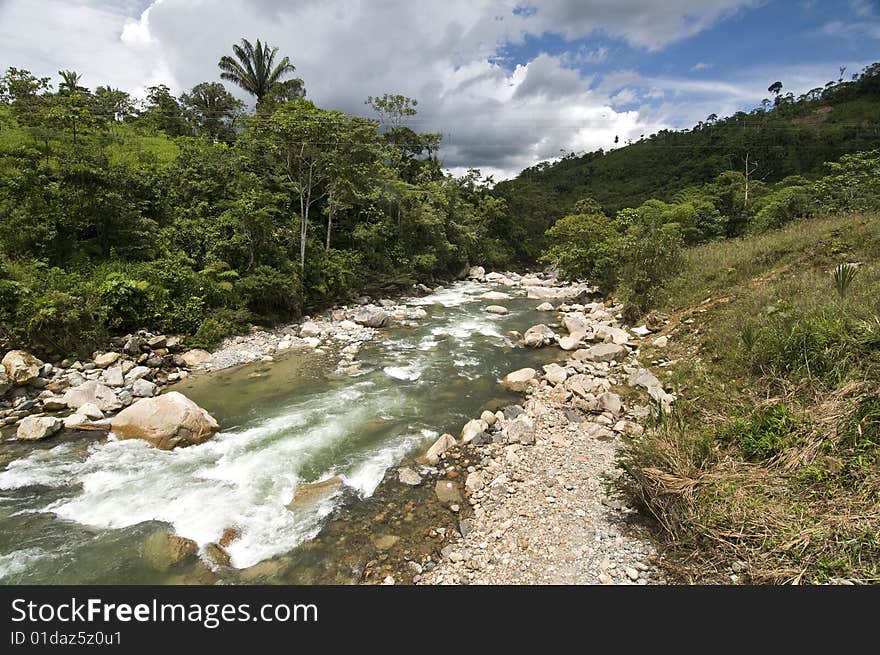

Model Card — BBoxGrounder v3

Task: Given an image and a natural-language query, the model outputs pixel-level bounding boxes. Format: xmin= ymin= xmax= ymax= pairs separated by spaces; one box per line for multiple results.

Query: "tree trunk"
xmin=326 ymin=188 xmax=334 ymax=251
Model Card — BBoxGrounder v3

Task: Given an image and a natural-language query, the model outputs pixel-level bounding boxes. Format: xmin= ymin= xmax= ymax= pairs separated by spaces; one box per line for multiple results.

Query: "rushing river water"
xmin=0 ymin=281 xmax=555 ymax=583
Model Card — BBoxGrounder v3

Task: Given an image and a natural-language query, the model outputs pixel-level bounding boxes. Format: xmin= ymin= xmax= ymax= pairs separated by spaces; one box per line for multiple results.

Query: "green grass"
xmin=618 ymin=211 xmax=880 ymax=584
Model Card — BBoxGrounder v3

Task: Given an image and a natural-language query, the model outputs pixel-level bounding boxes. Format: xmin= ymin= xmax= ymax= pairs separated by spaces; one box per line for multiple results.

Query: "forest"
xmin=1 ymin=39 xmax=879 ymax=358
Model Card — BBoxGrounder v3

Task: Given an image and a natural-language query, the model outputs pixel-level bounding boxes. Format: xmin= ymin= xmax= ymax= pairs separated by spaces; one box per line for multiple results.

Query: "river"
xmin=0 ymin=281 xmax=555 ymax=583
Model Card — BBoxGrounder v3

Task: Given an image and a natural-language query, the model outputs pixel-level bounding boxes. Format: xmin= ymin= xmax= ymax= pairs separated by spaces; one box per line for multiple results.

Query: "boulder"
xmin=142 ymin=529 xmax=199 ymax=572
xmin=181 ymin=349 xmax=212 ymax=368
xmin=353 ymin=307 xmax=388 ymax=328
xmin=79 ymin=402 xmax=104 ymax=420
xmin=17 ymin=415 xmax=63 ymax=440
xmin=147 ymin=335 xmax=167 ymax=349
xmin=480 ymin=410 xmax=497 ymax=426
xmin=465 ymin=471 xmax=485 ymax=493
xmin=63 ymin=380 xmax=122 ymax=413
xmin=288 ymin=476 xmax=344 ymax=509
xmin=435 ymin=480 xmax=463 ymax=505
xmin=63 ymin=413 xmax=88 ymax=429
xmin=299 ymin=321 xmax=323 ymax=338
xmin=536 ymin=302 xmax=555 ymax=312
xmin=628 ymin=368 xmax=661 ymax=390
xmin=41 ymin=396 xmax=68 ymax=412
xmin=542 ymin=363 xmax=568 ymax=385
xmin=425 ymin=433 xmax=456 ymax=465
xmin=563 ymin=314 xmax=589 ymax=335
xmin=124 ymin=366 xmax=152 ymax=385
xmin=506 ymin=415 xmax=535 ymax=445
xmin=523 ymin=324 xmax=555 ymax=347
xmin=132 ymin=379 xmax=158 ymax=398
xmin=93 ymin=352 xmax=121 ymax=368
xmin=101 ymin=366 xmax=124 ymax=388
xmin=123 ymin=336 xmax=143 ymax=356
xmin=596 ymin=325 xmax=630 ymax=345
xmin=109 ymin=391 xmax=220 ymax=450
xmin=584 ymin=343 xmax=628 ymax=363
xmin=398 ymin=467 xmax=423 ymax=486
xmin=0 ymin=369 xmax=10 ymax=396
xmin=481 ymin=291 xmax=510 ymax=301
xmin=526 ymin=286 xmax=579 ymax=300
xmin=557 ymin=334 xmax=583 ymax=351
xmin=485 ymin=305 xmax=509 ymax=315
xmin=653 ymin=335 xmax=669 ymax=348
xmin=598 ymin=391 xmax=623 ymax=416
xmin=2 ymin=350 xmax=43 ymax=386
xmin=467 ymin=266 xmax=486 ymax=280
xmin=461 ymin=418 xmax=488 ymax=444
xmin=501 ymin=367 xmax=537 ymax=392
xmin=631 ymin=325 xmax=652 ymax=337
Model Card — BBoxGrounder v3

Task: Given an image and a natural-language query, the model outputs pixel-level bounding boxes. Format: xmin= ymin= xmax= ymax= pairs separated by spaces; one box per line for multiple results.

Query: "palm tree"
xmin=218 ymin=38 xmax=303 ymax=107
xmin=58 ymin=70 xmax=83 ymax=93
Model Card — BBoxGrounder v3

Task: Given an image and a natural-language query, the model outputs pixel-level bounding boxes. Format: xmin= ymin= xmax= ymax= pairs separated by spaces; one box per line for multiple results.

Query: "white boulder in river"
xmin=2 ymin=350 xmax=43 ymax=386
xmin=110 ymin=391 xmax=220 ymax=450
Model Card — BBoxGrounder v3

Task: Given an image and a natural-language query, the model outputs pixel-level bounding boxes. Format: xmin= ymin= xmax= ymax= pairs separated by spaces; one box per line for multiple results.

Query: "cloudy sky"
xmin=0 ymin=0 xmax=876 ymax=178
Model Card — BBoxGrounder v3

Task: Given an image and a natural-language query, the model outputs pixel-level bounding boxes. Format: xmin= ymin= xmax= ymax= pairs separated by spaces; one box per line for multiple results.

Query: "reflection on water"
xmin=0 ymin=281 xmax=556 ymax=583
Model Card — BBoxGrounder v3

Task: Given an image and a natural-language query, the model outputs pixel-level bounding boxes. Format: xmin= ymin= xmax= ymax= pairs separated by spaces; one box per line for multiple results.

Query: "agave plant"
xmin=833 ymin=263 xmax=858 ymax=298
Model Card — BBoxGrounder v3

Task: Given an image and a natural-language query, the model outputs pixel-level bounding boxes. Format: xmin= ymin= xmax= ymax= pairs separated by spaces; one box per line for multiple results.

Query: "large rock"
xmin=63 ymin=380 xmax=122 ymax=413
xmin=288 ymin=476 xmax=345 ymax=509
xmin=353 ymin=307 xmax=388 ymax=328
xmin=398 ymin=467 xmax=423 ymax=486
xmin=93 ymin=352 xmax=120 ymax=368
xmin=109 ymin=391 xmax=220 ymax=450
xmin=299 ymin=321 xmax=322 ymax=338
xmin=506 ymin=415 xmax=535 ymax=444
xmin=563 ymin=314 xmax=590 ymax=335
xmin=142 ymin=529 xmax=198 ymax=572
xmin=584 ymin=343 xmax=628 ymax=363
xmin=542 ymin=363 xmax=568 ymax=385
xmin=101 ymin=366 xmax=124 ymax=387
xmin=502 ymin=367 xmax=537 ymax=392
xmin=558 ymin=334 xmax=583 ymax=351
xmin=523 ymin=324 xmax=555 ymax=347
xmin=461 ymin=418 xmax=488 ymax=444
xmin=481 ymin=291 xmax=510 ymax=301
xmin=467 ymin=266 xmax=486 ymax=281
xmin=526 ymin=286 xmax=578 ymax=300
xmin=596 ymin=325 xmax=630 ymax=345
xmin=131 ymin=378 xmax=158 ymax=398
xmin=598 ymin=391 xmax=623 ymax=416
xmin=485 ymin=305 xmax=509 ymax=315
xmin=435 ymin=480 xmax=463 ymax=505
xmin=536 ymin=302 xmax=555 ymax=312
xmin=425 ymin=433 xmax=456 ymax=465
xmin=124 ymin=366 xmax=151 ymax=385
xmin=2 ymin=350 xmax=43 ymax=386
xmin=628 ymin=368 xmax=661 ymax=390
xmin=0 ymin=369 xmax=10 ymax=396
xmin=17 ymin=415 xmax=63 ymax=440
xmin=181 ymin=349 xmax=212 ymax=368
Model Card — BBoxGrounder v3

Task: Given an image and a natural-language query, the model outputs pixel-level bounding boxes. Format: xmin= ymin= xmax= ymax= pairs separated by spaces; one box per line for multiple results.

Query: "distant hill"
xmin=491 ymin=62 xmax=880 ymax=263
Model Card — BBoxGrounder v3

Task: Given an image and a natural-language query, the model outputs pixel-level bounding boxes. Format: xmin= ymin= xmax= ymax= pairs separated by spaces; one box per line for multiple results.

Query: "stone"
xmin=631 ymin=325 xmax=652 ymax=337
xmin=595 ymin=325 xmax=630 ymax=345
xmin=110 ymin=391 xmax=220 ymax=450
xmin=523 ymin=324 xmax=555 ymax=347
xmin=63 ymin=380 xmax=122 ymax=413
xmin=398 ymin=467 xmax=423 ymax=486
xmin=123 ymin=366 xmax=151 ymax=385
xmin=373 ymin=535 xmax=400 ymax=551
xmin=563 ymin=314 xmax=589 ymax=335
xmin=17 ymin=415 xmax=63 ymax=440
xmin=461 ymin=418 xmax=488 ymax=444
xmin=0 ymin=369 xmax=10 ymax=396
xmin=142 ymin=529 xmax=199 ymax=572
xmin=598 ymin=392 xmax=623 ymax=416
xmin=41 ymin=396 xmax=68 ymax=412
xmin=204 ymin=543 xmax=231 ymax=568
xmin=2 ymin=350 xmax=43 ymax=386
xmin=481 ymin=291 xmax=510 ymax=301
xmin=485 ymin=305 xmax=509 ymax=315
xmin=501 ymin=367 xmax=537 ymax=392
xmin=653 ymin=335 xmax=669 ymax=348
xmin=506 ymin=415 xmax=535 ymax=445
xmin=502 ymin=404 xmax=524 ymax=420
xmin=467 ymin=266 xmax=486 ymax=280
xmin=557 ymin=334 xmax=583 ymax=351
xmin=101 ymin=366 xmax=124 ymax=387
xmin=79 ymin=402 xmax=104 ymax=420
xmin=117 ymin=389 xmax=133 ymax=407
xmin=628 ymin=368 xmax=661 ymax=390
xmin=181 ymin=349 xmax=212 ymax=368
xmin=131 ymin=379 xmax=157 ymax=398
xmin=542 ymin=362 xmax=568 ymax=385
xmin=435 ymin=480 xmax=463 ymax=505
xmin=288 ymin=476 xmax=345 ymax=508
xmin=425 ymin=433 xmax=456 ymax=465
xmin=299 ymin=321 xmax=322 ymax=338
xmin=465 ymin=471 xmax=485 ymax=493
xmin=123 ymin=336 xmax=142 ymax=356
xmin=93 ymin=352 xmax=120 ymax=368
xmin=353 ymin=307 xmax=388 ymax=328
xmin=480 ymin=410 xmax=497 ymax=426
xmin=585 ymin=343 xmax=628 ymax=362
xmin=147 ymin=335 xmax=167 ymax=349
xmin=536 ymin=302 xmax=555 ymax=311
xmin=63 ymin=413 xmax=88 ymax=429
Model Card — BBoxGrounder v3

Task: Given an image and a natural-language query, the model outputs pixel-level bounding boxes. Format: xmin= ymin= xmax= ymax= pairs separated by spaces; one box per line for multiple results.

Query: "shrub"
xmin=541 ymin=212 xmax=623 ymax=291
xmin=749 ymin=185 xmax=814 ymax=233
xmin=715 ymin=403 xmax=800 ymax=460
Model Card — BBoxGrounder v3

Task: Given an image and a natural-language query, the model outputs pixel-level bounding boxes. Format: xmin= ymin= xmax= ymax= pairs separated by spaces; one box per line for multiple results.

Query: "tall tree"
xmin=180 ymin=81 xmax=244 ymax=142
xmin=218 ymin=38 xmax=304 ymax=110
xmin=58 ymin=70 xmax=85 ymax=94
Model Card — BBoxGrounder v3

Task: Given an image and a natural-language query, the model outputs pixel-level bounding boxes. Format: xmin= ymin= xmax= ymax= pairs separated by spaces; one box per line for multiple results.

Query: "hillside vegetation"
xmin=618 ymin=212 xmax=880 ymax=583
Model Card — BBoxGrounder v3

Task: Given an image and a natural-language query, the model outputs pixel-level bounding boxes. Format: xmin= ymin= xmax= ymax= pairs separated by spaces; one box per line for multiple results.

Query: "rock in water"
xmin=485 ymin=305 xmax=509 ymax=315
xmin=110 ymin=391 xmax=220 ymax=450
xmin=460 ymin=418 xmax=488 ymax=443
xmin=502 ymin=367 xmax=537 ymax=392
xmin=288 ymin=476 xmax=345 ymax=508
xmin=536 ymin=302 xmax=555 ymax=311
xmin=481 ymin=291 xmax=510 ymax=301
xmin=425 ymin=433 xmax=457 ymax=465
xmin=17 ymin=416 xmax=63 ymax=441
xmin=63 ymin=380 xmax=122 ymax=413
xmin=2 ymin=350 xmax=43 ymax=386
xmin=142 ymin=529 xmax=199 ymax=572
xmin=353 ymin=307 xmax=388 ymax=328
xmin=523 ymin=324 xmax=555 ymax=347
xmin=435 ymin=480 xmax=463 ymax=505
